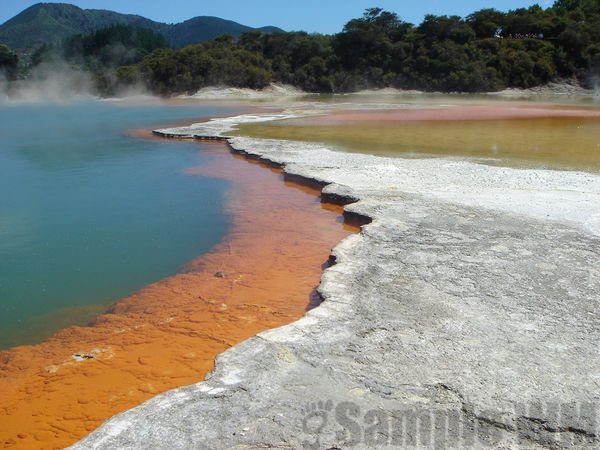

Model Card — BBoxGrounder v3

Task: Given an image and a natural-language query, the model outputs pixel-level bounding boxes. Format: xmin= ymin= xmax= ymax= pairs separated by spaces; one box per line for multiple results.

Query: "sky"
xmin=0 ymin=0 xmax=555 ymax=34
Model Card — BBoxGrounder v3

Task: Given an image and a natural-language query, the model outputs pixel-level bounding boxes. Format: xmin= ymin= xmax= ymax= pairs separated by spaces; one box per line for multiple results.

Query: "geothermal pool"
xmin=0 ymin=99 xmax=358 ymax=449
xmin=0 ymin=100 xmax=242 ymax=349
xmin=233 ymin=100 xmax=600 ymax=172
xmin=1 ymin=94 xmax=598 ymax=448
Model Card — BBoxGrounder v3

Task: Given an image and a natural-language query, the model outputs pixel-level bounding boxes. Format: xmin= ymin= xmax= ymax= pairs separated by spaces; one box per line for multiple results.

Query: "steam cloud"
xmin=0 ymin=60 xmax=151 ymax=105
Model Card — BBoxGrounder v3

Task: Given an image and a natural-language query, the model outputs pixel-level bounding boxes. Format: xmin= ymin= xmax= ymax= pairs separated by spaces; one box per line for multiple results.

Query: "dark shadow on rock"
xmin=306 ymin=287 xmax=323 ymax=312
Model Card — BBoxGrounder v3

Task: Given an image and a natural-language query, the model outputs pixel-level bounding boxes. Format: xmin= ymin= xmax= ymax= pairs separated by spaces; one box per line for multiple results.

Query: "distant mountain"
xmin=0 ymin=3 xmax=283 ymax=54
xmin=164 ymin=16 xmax=280 ymax=49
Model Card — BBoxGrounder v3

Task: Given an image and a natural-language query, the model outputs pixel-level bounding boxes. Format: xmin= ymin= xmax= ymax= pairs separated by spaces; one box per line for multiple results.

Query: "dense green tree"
xmin=333 ymin=8 xmax=410 ymax=70
xmin=0 ymin=44 xmax=19 ymax=80
xmin=466 ymin=9 xmax=506 ymax=39
xmin=50 ymin=2 xmax=600 ymax=96
xmin=124 ymin=36 xmax=271 ymax=95
xmin=28 ymin=25 xmax=169 ymax=73
xmin=62 ymin=25 xmax=169 ymax=70
xmin=418 ymin=15 xmax=476 ymax=44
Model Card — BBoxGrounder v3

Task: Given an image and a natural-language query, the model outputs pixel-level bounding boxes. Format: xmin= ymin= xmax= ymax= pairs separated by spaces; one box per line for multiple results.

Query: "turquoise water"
xmin=0 ymin=100 xmax=237 ymax=349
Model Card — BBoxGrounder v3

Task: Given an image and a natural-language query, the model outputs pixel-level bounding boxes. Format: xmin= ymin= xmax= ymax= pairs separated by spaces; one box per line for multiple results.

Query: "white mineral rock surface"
xmin=74 ymin=108 xmax=600 ymax=449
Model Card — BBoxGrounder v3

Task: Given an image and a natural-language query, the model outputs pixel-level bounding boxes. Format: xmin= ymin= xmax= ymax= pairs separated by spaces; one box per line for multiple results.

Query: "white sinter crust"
xmin=72 ymin=111 xmax=600 ymax=449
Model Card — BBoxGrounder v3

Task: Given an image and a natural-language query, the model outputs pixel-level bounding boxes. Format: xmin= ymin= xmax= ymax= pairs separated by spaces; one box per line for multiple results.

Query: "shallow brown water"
xmin=233 ymin=106 xmax=600 ymax=171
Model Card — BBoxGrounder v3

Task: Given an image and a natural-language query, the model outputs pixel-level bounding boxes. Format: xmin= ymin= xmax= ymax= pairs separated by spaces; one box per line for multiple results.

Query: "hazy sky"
xmin=1 ymin=1 xmax=554 ymax=34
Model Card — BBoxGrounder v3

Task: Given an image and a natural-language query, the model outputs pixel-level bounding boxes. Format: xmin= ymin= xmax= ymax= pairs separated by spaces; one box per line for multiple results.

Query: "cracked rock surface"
xmin=73 ymin=113 xmax=600 ymax=449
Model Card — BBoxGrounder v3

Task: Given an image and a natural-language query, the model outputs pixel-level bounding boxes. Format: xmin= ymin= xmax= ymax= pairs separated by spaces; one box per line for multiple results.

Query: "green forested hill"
xmin=165 ymin=16 xmax=280 ymax=49
xmin=0 ymin=3 xmax=282 ymax=54
xmin=3 ymin=1 xmax=598 ymax=95
xmin=113 ymin=1 xmax=599 ymax=95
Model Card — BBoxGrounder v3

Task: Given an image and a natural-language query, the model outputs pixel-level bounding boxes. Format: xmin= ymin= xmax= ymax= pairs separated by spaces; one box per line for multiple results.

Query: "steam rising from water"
xmin=2 ymin=65 xmax=95 ymax=104
xmin=592 ymin=75 xmax=600 ymax=97
xmin=0 ymin=63 xmax=150 ymax=105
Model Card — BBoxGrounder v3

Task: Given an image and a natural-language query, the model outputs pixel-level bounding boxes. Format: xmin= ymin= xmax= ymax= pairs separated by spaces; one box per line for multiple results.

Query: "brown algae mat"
xmin=232 ymin=104 xmax=600 ymax=171
xmin=0 ymin=137 xmax=360 ymax=449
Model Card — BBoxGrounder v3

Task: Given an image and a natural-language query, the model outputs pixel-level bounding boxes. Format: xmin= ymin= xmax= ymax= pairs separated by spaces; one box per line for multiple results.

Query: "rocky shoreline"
xmin=174 ymin=79 xmax=597 ymax=101
xmin=491 ymin=78 xmax=596 ymax=97
xmin=74 ymin=109 xmax=600 ymax=448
